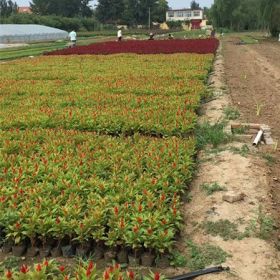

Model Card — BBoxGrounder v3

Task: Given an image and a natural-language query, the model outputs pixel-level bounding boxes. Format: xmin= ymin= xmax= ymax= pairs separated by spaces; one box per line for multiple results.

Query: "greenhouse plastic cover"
xmin=0 ymin=24 xmax=68 ymax=43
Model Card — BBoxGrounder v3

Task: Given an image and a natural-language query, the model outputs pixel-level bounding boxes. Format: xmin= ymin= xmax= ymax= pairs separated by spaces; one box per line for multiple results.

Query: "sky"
xmin=14 ymin=1 xmax=214 ymax=9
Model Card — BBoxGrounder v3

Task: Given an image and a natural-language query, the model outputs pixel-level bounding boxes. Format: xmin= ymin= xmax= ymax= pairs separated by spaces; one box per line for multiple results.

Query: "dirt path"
xmin=183 ymin=38 xmax=280 ymax=280
xmin=223 ymin=37 xmax=280 ymax=239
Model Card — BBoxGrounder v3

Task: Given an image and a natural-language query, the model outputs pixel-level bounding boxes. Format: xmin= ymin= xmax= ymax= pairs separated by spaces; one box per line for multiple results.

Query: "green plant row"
xmin=0 ymin=129 xmax=195 ymax=254
xmin=1 ymin=259 xmax=164 ymax=280
xmin=0 ymin=54 xmax=213 ymax=136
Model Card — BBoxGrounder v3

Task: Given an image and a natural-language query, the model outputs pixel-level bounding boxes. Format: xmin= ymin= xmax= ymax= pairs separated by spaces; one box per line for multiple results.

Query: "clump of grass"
xmin=170 ymin=251 xmax=187 ymax=267
xmin=195 ymin=122 xmax=231 ymax=149
xmin=248 ymin=206 xmax=275 ymax=240
xmin=229 ymin=144 xmax=250 ymax=157
xmin=224 ymin=106 xmax=240 ymax=120
xmin=200 ymin=182 xmax=226 ymax=195
xmin=202 ymin=219 xmax=249 ymax=240
xmin=185 ymin=240 xmax=229 ymax=270
xmin=261 ymin=153 xmax=276 ymax=166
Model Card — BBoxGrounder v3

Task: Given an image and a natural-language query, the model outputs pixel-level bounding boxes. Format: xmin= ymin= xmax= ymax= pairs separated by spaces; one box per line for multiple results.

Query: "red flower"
xmin=160 ymin=193 xmax=166 ymax=201
xmin=128 ymin=271 xmax=135 ymax=280
xmin=56 ymin=217 xmax=61 ymax=224
xmin=86 ymin=267 xmax=92 ymax=277
xmin=147 ymin=228 xmax=153 ymax=235
xmin=36 ymin=264 xmax=42 ymax=272
xmin=80 ymin=223 xmax=84 ymax=229
xmin=154 ymin=272 xmax=161 ymax=280
xmin=59 ymin=265 xmax=65 ymax=272
xmin=20 ymin=264 xmax=29 ymax=274
xmin=44 ymin=260 xmax=49 ymax=266
xmin=6 ymin=270 xmax=12 ymax=279
xmin=103 ymin=270 xmax=110 ymax=280
xmin=137 ymin=217 xmax=142 ymax=224
xmin=133 ymin=225 xmax=139 ymax=233
xmin=87 ymin=260 xmax=94 ymax=270
xmin=114 ymin=206 xmax=119 ymax=216
xmin=15 ymin=222 xmax=21 ymax=229
xmin=138 ymin=204 xmax=142 ymax=212
xmin=120 ymin=218 xmax=125 ymax=229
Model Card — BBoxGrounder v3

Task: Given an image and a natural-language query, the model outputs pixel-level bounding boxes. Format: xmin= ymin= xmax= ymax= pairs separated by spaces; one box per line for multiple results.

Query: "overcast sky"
xmin=15 ymin=1 xmax=214 ymax=9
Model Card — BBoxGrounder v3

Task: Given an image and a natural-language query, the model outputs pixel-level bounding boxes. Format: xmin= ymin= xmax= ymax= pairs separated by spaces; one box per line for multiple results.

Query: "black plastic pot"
xmin=39 ymin=246 xmax=51 ymax=258
xmin=26 ymin=247 xmax=39 ymax=257
xmin=104 ymin=249 xmax=116 ymax=263
xmin=76 ymin=243 xmax=91 ymax=258
xmin=141 ymin=252 xmax=155 ymax=267
xmin=51 ymin=246 xmax=62 ymax=257
xmin=62 ymin=244 xmax=75 ymax=258
xmin=117 ymin=249 xmax=128 ymax=264
xmin=12 ymin=244 xmax=27 ymax=257
xmin=128 ymin=255 xmax=140 ymax=266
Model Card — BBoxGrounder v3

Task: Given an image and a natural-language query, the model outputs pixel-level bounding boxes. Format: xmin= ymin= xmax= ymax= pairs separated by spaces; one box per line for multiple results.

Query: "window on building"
xmin=176 ymin=11 xmax=184 ymax=17
xmin=168 ymin=11 xmax=174 ymax=17
xmin=193 ymin=11 xmax=201 ymax=17
xmin=184 ymin=11 xmax=192 ymax=17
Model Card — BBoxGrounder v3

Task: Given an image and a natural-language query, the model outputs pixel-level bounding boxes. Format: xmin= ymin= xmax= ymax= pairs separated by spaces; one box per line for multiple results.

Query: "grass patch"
xmin=170 ymin=251 xmax=187 ymax=267
xmin=185 ymin=240 xmax=229 ymax=270
xmin=229 ymin=144 xmax=250 ymax=157
xmin=223 ymin=106 xmax=240 ymax=120
xmin=200 ymin=182 xmax=226 ymax=195
xmin=248 ymin=206 xmax=275 ymax=240
xmin=261 ymin=153 xmax=276 ymax=166
xmin=202 ymin=219 xmax=249 ymax=240
xmin=195 ymin=122 xmax=231 ymax=149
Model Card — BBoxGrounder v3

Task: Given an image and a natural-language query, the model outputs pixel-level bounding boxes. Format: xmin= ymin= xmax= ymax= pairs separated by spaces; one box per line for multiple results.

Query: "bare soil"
xmin=223 ymin=36 xmax=280 ymax=238
xmin=183 ymin=37 xmax=280 ymax=280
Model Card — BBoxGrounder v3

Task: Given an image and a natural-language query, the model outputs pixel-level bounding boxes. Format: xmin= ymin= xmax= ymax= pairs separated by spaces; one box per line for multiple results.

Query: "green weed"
xmin=224 ymin=107 xmax=240 ymax=120
xmin=202 ymin=219 xmax=249 ymax=240
xmin=195 ymin=122 xmax=231 ymax=149
xmin=247 ymin=206 xmax=275 ymax=240
xmin=229 ymin=144 xmax=250 ymax=157
xmin=200 ymin=182 xmax=226 ymax=195
xmin=170 ymin=251 xmax=187 ymax=267
xmin=185 ymin=240 xmax=229 ymax=270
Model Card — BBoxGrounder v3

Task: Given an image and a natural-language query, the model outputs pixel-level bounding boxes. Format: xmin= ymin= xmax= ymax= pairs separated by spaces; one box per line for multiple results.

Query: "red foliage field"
xmin=46 ymin=38 xmax=219 ymax=56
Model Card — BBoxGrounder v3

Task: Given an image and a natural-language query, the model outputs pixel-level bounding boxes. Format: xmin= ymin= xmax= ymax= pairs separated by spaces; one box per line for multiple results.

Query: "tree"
xmin=190 ymin=0 xmax=200 ymax=9
xmin=96 ymin=0 xmax=125 ymax=24
xmin=153 ymin=0 xmax=169 ymax=23
xmin=30 ymin=0 xmax=92 ymax=17
xmin=0 ymin=0 xmax=17 ymax=17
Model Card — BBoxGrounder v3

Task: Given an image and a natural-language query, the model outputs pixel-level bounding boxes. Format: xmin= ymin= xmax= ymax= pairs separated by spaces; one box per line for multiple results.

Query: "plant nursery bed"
xmin=45 ymin=38 xmax=219 ymax=56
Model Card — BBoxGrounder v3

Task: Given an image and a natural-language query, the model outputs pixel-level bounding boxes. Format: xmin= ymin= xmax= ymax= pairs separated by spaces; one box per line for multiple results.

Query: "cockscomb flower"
xmin=20 ymin=264 xmax=29 ymax=274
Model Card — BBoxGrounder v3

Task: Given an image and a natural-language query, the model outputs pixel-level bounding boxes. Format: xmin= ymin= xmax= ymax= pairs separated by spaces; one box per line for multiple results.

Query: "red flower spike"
xmin=56 ymin=217 xmax=61 ymax=224
xmin=104 ymin=270 xmax=110 ymax=280
xmin=128 ymin=271 xmax=135 ymax=280
xmin=20 ymin=264 xmax=29 ymax=274
xmin=154 ymin=272 xmax=161 ymax=280
xmin=114 ymin=263 xmax=120 ymax=270
xmin=114 ymin=206 xmax=119 ymax=216
xmin=36 ymin=264 xmax=42 ymax=272
xmin=138 ymin=204 xmax=142 ymax=212
xmin=133 ymin=225 xmax=139 ymax=233
xmin=6 ymin=270 xmax=12 ymax=279
xmin=137 ymin=217 xmax=142 ymax=224
xmin=147 ymin=228 xmax=153 ymax=235
xmin=86 ymin=267 xmax=92 ymax=277
xmin=88 ymin=260 xmax=94 ymax=270
xmin=59 ymin=265 xmax=65 ymax=272
xmin=44 ymin=260 xmax=49 ymax=266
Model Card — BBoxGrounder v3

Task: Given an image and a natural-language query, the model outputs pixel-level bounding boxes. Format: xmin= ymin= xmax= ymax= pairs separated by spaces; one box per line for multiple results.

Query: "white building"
xmin=166 ymin=9 xmax=203 ymax=29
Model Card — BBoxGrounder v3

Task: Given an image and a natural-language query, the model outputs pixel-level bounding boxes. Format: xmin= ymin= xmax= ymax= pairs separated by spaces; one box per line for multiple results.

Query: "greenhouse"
xmin=0 ymin=24 xmax=68 ymax=43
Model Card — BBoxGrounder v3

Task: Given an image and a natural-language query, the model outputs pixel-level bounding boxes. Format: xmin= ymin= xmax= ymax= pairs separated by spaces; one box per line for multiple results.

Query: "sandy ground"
xmin=184 ymin=39 xmax=280 ymax=280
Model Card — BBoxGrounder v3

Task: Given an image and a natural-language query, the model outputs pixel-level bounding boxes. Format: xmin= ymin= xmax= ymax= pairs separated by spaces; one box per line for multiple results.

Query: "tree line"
xmin=210 ymin=0 xmax=280 ymax=36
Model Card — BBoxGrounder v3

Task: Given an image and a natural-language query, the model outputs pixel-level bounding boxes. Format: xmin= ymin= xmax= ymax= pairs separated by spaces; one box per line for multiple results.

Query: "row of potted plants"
xmin=1 ymin=259 xmax=165 ymax=280
xmin=0 ymin=129 xmax=195 ymax=257
xmin=45 ymin=38 xmax=219 ymax=55
xmin=0 ymin=54 xmax=213 ymax=136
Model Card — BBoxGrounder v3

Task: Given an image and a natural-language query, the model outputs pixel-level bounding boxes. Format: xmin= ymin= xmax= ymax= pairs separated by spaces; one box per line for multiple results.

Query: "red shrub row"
xmin=46 ymin=38 xmax=219 ymax=56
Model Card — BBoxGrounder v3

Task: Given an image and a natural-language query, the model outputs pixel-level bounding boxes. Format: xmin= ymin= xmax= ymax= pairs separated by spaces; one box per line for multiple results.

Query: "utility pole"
xmin=148 ymin=7 xmax=151 ymax=30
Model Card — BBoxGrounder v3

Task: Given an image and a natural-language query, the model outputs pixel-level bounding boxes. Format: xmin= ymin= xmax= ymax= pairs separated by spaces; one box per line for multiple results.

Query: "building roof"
xmin=18 ymin=7 xmax=32 ymax=14
xmin=167 ymin=8 xmax=203 ymax=12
